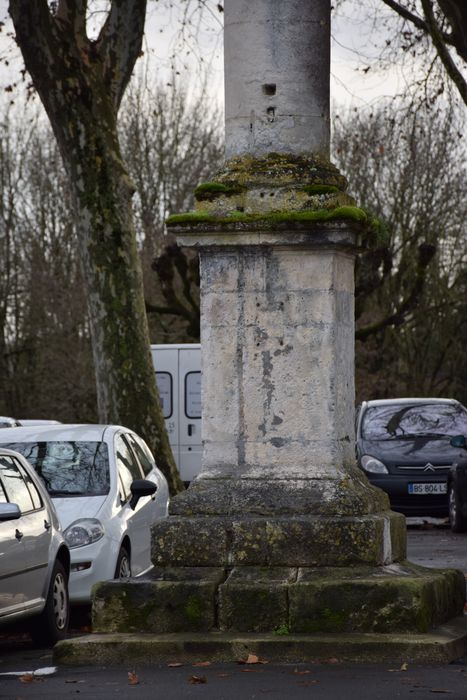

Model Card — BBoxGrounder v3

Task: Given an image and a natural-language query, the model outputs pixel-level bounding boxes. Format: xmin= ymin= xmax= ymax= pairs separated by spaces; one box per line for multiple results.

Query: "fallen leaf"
xmin=400 ymin=662 xmax=409 ymax=672
xmin=19 ymin=674 xmax=35 ymax=684
xmin=127 ymin=671 xmax=139 ymax=685
xmin=217 ymin=673 xmax=231 ymax=678
xmin=167 ymin=662 xmax=183 ymax=668
xmin=193 ymin=661 xmax=211 ymax=667
xmin=238 ymin=653 xmax=268 ymax=665
xmin=293 ymin=669 xmax=311 ymax=675
xmin=321 ymin=657 xmax=340 ymax=664
xmin=189 ymin=675 xmax=207 ymax=684
xmin=241 ymin=668 xmax=264 ymax=673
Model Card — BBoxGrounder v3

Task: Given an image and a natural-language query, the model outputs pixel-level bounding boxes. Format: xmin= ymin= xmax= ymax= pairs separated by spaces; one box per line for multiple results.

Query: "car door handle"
xmin=15 ymin=529 xmax=23 ymax=541
xmin=44 ymin=520 xmax=51 ymax=530
xmin=188 ymin=424 xmax=195 ymax=436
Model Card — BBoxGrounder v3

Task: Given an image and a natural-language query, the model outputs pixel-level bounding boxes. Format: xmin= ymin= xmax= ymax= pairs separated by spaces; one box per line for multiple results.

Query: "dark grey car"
xmin=356 ymin=398 xmax=467 ymax=516
xmin=0 ymin=448 xmax=70 ymax=643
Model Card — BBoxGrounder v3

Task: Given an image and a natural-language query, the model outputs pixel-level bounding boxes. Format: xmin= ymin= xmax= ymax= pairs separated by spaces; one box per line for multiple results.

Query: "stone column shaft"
xmin=224 ymin=0 xmax=330 ymax=158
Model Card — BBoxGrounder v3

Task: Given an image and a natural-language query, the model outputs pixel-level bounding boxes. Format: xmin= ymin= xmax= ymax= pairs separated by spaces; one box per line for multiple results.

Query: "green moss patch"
xmin=302 ymin=184 xmax=340 ymax=195
xmin=167 ymin=206 xmax=368 ymax=227
xmin=194 ymin=182 xmax=247 ymax=201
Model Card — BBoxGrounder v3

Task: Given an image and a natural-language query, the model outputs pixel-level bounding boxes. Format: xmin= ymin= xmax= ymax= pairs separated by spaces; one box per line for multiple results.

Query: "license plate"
xmin=408 ymin=483 xmax=447 ymax=495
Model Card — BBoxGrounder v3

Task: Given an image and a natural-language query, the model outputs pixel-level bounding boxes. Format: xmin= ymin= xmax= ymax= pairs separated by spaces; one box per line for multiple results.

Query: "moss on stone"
xmin=166 ymin=205 xmax=368 ymax=228
xmin=194 ymin=182 xmax=247 ymax=201
xmin=185 ymin=595 xmax=204 ymax=621
xmin=302 ymin=184 xmax=339 ymax=195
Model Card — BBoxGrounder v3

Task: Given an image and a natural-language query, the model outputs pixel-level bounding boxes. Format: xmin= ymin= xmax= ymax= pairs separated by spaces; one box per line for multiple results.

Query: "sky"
xmin=0 ymin=0 xmax=417 ymax=116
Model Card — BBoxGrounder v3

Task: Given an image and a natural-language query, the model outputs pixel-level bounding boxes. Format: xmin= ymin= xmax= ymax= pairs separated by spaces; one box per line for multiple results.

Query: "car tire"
xmin=448 ymin=482 xmax=467 ymax=533
xmin=30 ymin=560 xmax=69 ymax=645
xmin=114 ymin=545 xmax=131 ymax=579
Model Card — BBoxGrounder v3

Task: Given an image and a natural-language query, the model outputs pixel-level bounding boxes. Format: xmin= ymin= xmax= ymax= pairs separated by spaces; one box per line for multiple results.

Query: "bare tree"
xmin=8 ymin=0 xmax=183 ymax=493
xmin=334 ymin=0 xmax=467 ymax=108
xmin=120 ymin=75 xmax=223 ymax=342
xmin=334 ymin=102 xmax=467 ymax=401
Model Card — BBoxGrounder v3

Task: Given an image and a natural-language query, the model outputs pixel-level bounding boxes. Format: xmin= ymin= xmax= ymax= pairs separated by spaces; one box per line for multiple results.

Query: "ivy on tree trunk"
xmin=9 ymin=0 xmax=184 ymax=494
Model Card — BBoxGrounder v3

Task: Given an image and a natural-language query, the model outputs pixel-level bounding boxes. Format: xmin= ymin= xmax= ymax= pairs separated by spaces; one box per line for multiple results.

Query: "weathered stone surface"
xmin=288 ymin=564 xmax=464 ymax=634
xmin=54 ymin=619 xmax=467 ymax=666
xmin=153 ymin=505 xmax=405 ymax=568
xmin=170 ymin=472 xmax=391 ymax=517
xmin=218 ymin=567 xmax=295 ymax=632
xmin=92 ymin=568 xmax=225 ymax=634
xmin=151 ymin=517 xmax=229 ymax=567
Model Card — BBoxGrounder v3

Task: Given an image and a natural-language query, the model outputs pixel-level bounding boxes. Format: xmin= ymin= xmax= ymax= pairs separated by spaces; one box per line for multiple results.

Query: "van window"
xmin=156 ymin=372 xmax=173 ymax=419
xmin=185 ymin=371 xmax=201 ymax=419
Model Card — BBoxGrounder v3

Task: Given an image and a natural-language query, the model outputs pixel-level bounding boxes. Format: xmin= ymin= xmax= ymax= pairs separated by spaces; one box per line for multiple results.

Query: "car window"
xmin=362 ymin=403 xmax=467 ymax=440
xmin=126 ymin=434 xmax=155 ymax=477
xmin=12 ymin=457 xmax=43 ymax=509
xmin=0 ymin=477 xmax=7 ymax=503
xmin=116 ymin=435 xmax=144 ymax=499
xmin=2 ymin=441 xmax=110 ymax=496
xmin=0 ymin=456 xmax=35 ymax=512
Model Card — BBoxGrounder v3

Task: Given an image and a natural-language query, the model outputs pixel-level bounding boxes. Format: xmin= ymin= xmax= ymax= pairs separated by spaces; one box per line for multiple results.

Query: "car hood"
xmin=51 ymin=495 xmax=107 ymax=530
xmin=359 ymin=436 xmax=467 ymax=464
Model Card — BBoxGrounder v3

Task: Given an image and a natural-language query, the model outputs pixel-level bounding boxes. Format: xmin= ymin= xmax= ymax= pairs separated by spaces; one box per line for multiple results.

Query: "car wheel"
xmin=448 ymin=482 xmax=467 ymax=533
xmin=114 ymin=545 xmax=131 ymax=579
xmin=30 ymin=560 xmax=69 ymax=645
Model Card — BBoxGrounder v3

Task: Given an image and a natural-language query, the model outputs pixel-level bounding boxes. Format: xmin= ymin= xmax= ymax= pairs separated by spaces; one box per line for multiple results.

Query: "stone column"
xmin=91 ymin=0 xmax=465 ymax=643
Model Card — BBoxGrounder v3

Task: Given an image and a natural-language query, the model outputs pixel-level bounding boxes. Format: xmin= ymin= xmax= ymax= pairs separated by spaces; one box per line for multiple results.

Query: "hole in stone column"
xmin=249 ymin=122 xmax=253 ymax=132
xmin=236 ymin=206 xmax=244 ymax=212
xmin=267 ymin=107 xmax=275 ymax=123
xmin=262 ymin=84 xmax=276 ymax=96
xmin=269 ymin=192 xmax=274 ymax=197
xmin=260 ymin=192 xmax=265 ymax=198
xmin=256 ymin=302 xmax=260 ymax=307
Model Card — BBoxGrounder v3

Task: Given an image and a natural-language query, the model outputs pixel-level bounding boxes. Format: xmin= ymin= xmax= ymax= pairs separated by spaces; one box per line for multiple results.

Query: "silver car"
xmin=0 ymin=448 xmax=70 ymax=643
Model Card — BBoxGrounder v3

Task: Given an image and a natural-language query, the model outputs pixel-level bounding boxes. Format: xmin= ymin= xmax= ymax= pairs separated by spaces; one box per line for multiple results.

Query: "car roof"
xmin=0 ymin=424 xmax=127 ymax=442
xmin=364 ymin=398 xmax=459 ymax=407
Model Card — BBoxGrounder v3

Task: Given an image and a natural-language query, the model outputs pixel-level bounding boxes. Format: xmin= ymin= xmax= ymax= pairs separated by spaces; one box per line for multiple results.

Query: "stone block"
xmin=218 ymin=567 xmax=295 ymax=632
xmin=151 ymin=517 xmax=229 ymax=566
xmin=92 ymin=568 xmax=225 ymax=634
xmin=289 ymin=564 xmax=465 ymax=633
xmin=265 ymin=515 xmax=386 ymax=566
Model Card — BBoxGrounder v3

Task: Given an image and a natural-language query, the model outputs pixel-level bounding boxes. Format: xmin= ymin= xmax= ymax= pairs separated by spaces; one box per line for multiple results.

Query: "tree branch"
xmin=95 ymin=0 xmax=147 ymax=110
xmin=420 ymin=0 xmax=467 ymax=106
xmin=380 ymin=0 xmax=452 ymax=44
xmin=8 ymin=0 xmax=61 ymax=94
xmin=356 ymin=243 xmax=436 ymax=341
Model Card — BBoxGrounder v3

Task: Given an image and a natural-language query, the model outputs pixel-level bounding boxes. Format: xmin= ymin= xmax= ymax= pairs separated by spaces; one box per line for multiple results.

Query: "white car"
xmin=0 ymin=448 xmax=70 ymax=642
xmin=0 ymin=424 xmax=169 ymax=604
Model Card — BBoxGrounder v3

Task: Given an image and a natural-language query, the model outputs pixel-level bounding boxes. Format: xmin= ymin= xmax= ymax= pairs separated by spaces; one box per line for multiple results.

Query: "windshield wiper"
xmin=49 ymin=490 xmax=84 ymax=496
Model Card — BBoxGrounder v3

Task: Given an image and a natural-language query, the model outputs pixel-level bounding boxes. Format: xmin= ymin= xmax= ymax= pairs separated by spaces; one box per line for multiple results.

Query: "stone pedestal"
xmin=90 ymin=153 xmax=464 ymax=641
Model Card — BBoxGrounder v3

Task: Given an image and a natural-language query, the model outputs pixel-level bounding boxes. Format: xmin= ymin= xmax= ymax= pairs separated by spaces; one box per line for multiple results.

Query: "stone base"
xmin=91 ymin=562 xmax=464 ymax=636
xmin=55 ymin=617 xmax=467 ymax=666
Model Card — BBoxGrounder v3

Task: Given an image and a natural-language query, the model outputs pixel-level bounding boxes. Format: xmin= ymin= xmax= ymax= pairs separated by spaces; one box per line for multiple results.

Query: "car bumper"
xmin=365 ymin=473 xmax=448 ymax=516
xmin=68 ymin=536 xmax=119 ymax=604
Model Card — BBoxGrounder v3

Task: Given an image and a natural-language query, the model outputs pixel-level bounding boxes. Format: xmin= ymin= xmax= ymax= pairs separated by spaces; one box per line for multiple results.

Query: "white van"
xmin=151 ymin=344 xmax=202 ymax=483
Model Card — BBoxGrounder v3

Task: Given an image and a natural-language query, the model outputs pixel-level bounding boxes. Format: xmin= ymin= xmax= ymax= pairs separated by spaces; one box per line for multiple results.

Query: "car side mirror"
xmin=129 ymin=479 xmax=157 ymax=510
xmin=0 ymin=503 xmax=21 ymax=521
xmin=450 ymin=435 xmax=466 ymax=448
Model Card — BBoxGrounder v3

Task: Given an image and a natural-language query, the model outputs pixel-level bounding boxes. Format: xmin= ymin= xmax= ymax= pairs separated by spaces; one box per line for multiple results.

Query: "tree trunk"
xmin=9 ymin=0 xmax=183 ymax=494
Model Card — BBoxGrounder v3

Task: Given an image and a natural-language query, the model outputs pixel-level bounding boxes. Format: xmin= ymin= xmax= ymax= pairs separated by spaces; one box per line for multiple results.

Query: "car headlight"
xmin=361 ymin=455 xmax=388 ymax=474
xmin=64 ymin=518 xmax=105 ymax=549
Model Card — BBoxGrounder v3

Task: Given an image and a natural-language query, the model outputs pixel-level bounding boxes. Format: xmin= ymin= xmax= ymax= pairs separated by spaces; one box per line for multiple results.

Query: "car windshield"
xmin=361 ymin=403 xmax=467 ymax=441
xmin=1 ymin=441 xmax=110 ymax=496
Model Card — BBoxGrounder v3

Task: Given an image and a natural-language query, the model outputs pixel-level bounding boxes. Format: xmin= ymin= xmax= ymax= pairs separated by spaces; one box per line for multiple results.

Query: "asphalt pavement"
xmin=1 ymin=523 xmax=467 ymax=699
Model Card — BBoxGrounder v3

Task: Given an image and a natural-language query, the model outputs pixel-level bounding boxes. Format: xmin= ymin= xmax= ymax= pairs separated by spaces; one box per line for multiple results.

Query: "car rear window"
xmin=1 ymin=441 xmax=110 ymax=497
xmin=362 ymin=403 xmax=467 ymax=440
